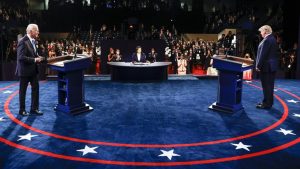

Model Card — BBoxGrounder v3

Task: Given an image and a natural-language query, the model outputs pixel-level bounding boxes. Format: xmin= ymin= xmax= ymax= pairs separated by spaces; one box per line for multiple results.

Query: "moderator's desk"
xmin=108 ymin=62 xmax=171 ymax=81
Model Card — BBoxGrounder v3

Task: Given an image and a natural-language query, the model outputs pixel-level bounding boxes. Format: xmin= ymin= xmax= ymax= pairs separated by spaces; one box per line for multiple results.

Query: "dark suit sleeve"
xmin=17 ymin=40 xmax=35 ymax=64
xmin=131 ymin=53 xmax=135 ymax=62
xmin=257 ymin=39 xmax=271 ymax=69
xmin=142 ymin=53 xmax=147 ymax=62
xmin=132 ymin=53 xmax=136 ymax=62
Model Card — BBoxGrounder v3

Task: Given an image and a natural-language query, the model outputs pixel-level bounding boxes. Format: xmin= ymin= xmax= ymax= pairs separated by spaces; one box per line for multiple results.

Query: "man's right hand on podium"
xmin=35 ymin=56 xmax=45 ymax=63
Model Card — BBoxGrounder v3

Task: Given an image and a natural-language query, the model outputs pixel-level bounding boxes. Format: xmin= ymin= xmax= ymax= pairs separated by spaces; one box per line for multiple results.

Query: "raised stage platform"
xmin=0 ymin=78 xmax=299 ymax=169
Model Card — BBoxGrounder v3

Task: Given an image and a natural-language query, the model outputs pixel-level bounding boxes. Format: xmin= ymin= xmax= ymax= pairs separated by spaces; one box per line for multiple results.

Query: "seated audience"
xmin=177 ymin=54 xmax=187 ymax=75
xmin=107 ymin=48 xmax=115 ymax=62
xmin=147 ymin=48 xmax=157 ymax=63
xmin=243 ymin=53 xmax=253 ymax=80
xmin=112 ymin=49 xmax=122 ymax=62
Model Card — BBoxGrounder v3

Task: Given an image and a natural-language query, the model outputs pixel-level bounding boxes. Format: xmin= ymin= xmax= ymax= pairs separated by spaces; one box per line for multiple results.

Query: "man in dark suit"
xmin=15 ymin=24 xmax=44 ymax=116
xmin=132 ymin=46 xmax=147 ymax=63
xmin=256 ymin=25 xmax=279 ymax=109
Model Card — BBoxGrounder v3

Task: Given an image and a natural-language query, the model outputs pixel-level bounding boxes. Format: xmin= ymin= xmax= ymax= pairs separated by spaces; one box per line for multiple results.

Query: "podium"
xmin=48 ymin=55 xmax=93 ymax=114
xmin=209 ymin=55 xmax=253 ymax=113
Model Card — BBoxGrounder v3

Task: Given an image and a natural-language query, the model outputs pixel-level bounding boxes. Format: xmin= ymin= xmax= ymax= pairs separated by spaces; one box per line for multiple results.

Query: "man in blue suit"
xmin=131 ymin=46 xmax=147 ymax=63
xmin=256 ymin=25 xmax=279 ymax=109
xmin=15 ymin=24 xmax=44 ymax=116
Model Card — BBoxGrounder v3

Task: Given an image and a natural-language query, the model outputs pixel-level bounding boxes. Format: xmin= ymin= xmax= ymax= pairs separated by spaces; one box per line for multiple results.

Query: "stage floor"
xmin=0 ymin=78 xmax=299 ymax=169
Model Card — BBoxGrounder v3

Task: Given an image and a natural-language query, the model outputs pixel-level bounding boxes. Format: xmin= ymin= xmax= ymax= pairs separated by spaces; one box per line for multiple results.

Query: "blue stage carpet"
xmin=0 ymin=79 xmax=300 ymax=169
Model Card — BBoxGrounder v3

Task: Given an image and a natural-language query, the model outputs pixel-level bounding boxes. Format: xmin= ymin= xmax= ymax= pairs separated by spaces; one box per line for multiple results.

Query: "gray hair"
xmin=26 ymin=24 xmax=38 ymax=34
xmin=258 ymin=25 xmax=272 ymax=34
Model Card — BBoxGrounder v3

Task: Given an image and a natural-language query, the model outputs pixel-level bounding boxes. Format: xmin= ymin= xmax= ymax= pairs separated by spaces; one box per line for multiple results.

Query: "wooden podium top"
xmin=212 ymin=55 xmax=254 ymax=72
xmin=47 ymin=54 xmax=92 ymax=72
xmin=47 ymin=55 xmax=91 ymax=67
xmin=213 ymin=55 xmax=254 ymax=67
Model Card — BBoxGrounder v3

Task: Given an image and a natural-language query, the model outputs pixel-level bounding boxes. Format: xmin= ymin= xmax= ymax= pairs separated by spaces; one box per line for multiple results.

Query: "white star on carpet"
xmin=3 ymin=90 xmax=13 ymax=94
xmin=158 ymin=149 xmax=180 ymax=160
xmin=77 ymin=145 xmax=98 ymax=156
xmin=0 ymin=117 xmax=6 ymax=122
xmin=293 ymin=113 xmax=300 ymax=118
xmin=231 ymin=142 xmax=252 ymax=151
xmin=274 ymin=89 xmax=278 ymax=92
xmin=245 ymin=80 xmax=252 ymax=83
xmin=17 ymin=133 xmax=38 ymax=141
xmin=276 ymin=128 xmax=296 ymax=136
xmin=287 ymin=99 xmax=299 ymax=104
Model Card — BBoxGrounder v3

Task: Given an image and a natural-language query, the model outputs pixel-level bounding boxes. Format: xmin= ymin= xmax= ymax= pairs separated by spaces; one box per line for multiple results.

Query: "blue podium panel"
xmin=48 ymin=55 xmax=93 ymax=115
xmin=209 ymin=55 xmax=253 ymax=113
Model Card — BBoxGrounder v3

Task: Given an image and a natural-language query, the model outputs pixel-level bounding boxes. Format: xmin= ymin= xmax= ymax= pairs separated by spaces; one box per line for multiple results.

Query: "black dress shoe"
xmin=256 ymin=104 xmax=271 ymax=109
xmin=257 ymin=102 xmax=266 ymax=106
xmin=19 ymin=110 xmax=29 ymax=116
xmin=30 ymin=109 xmax=43 ymax=115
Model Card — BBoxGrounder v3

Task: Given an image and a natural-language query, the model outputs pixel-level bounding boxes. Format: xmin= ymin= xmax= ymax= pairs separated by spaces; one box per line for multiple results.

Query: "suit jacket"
xmin=15 ymin=35 xmax=39 ymax=77
xmin=132 ymin=53 xmax=147 ymax=62
xmin=256 ymin=34 xmax=279 ymax=72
